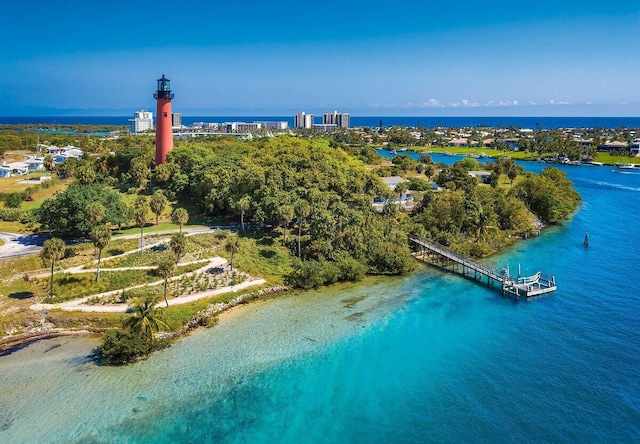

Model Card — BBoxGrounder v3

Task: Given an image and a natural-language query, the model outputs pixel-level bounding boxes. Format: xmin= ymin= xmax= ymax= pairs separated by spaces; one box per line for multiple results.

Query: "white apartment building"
xmin=295 ymin=112 xmax=314 ymax=129
xmin=226 ymin=122 xmax=262 ymax=133
xmin=322 ymin=111 xmax=350 ymax=129
xmin=255 ymin=121 xmax=289 ymax=130
xmin=129 ymin=110 xmax=153 ymax=133
xmin=172 ymin=112 xmax=182 ymax=127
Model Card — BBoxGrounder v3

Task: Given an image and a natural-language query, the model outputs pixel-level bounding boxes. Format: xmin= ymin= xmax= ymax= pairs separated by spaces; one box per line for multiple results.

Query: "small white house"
xmin=631 ymin=139 xmax=640 ymax=157
xmin=373 ymin=176 xmax=414 ymax=207
xmin=53 ymin=147 xmax=84 ymax=164
xmin=0 ymin=165 xmax=12 ymax=178
xmin=468 ymin=170 xmax=491 ymax=184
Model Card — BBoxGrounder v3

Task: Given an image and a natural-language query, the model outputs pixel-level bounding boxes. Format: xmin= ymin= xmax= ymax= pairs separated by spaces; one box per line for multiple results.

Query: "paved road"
xmin=0 ymin=225 xmax=237 ymax=260
xmin=0 ymin=232 xmax=49 ymax=259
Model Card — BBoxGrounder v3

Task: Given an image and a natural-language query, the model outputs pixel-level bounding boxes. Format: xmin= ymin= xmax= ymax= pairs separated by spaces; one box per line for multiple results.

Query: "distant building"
xmin=323 ymin=111 xmax=350 ymax=129
xmin=631 ymin=139 xmax=640 ymax=156
xmin=598 ymin=141 xmax=628 ymax=152
xmin=129 ymin=110 xmax=154 ymax=133
xmin=255 ymin=121 xmax=288 ymax=130
xmin=295 ymin=112 xmax=314 ymax=129
xmin=312 ymin=124 xmax=337 ymax=132
xmin=172 ymin=112 xmax=182 ymax=127
xmin=226 ymin=122 xmax=262 ymax=133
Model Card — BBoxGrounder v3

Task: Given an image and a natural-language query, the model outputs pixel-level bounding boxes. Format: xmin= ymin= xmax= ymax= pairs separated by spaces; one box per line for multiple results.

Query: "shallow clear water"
xmin=1 ymin=164 xmax=639 ymax=443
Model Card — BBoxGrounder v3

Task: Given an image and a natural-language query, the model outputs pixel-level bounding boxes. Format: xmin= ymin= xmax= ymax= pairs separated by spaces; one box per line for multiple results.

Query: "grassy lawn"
xmin=0 ymin=255 xmax=46 ymax=307
xmin=0 ymin=176 xmax=71 ymax=233
xmin=39 ymin=262 xmax=208 ymax=303
xmin=594 ymin=152 xmax=639 ymax=165
xmin=221 ymin=231 xmax=294 ymax=284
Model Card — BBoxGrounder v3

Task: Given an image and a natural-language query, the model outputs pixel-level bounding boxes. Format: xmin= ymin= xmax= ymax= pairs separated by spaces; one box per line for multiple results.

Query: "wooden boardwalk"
xmin=409 ymin=237 xmax=557 ymax=299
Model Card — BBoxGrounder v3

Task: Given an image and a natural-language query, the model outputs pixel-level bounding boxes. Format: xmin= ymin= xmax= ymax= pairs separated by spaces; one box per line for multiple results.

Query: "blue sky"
xmin=1 ymin=0 xmax=638 ymax=116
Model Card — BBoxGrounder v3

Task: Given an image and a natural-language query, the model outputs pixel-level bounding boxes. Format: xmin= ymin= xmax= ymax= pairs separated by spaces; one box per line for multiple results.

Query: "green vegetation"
xmin=99 ymin=295 xmax=170 ymax=365
xmin=37 ymin=262 xmax=206 ymax=303
xmin=0 ymin=128 xmax=584 ymax=364
xmin=37 ymin=183 xmax=128 ymax=234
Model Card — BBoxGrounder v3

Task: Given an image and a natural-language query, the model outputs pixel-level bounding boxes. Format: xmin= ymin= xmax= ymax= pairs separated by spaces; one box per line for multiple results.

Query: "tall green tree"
xmin=235 ymin=195 xmax=251 ymax=235
xmin=277 ymin=205 xmax=295 ymax=241
xmin=85 ymin=202 xmax=106 ymax=227
xmin=123 ymin=294 xmax=168 ymax=345
xmin=294 ymin=200 xmax=311 ymax=259
xmin=150 ymin=190 xmax=168 ymax=225
xmin=36 ymin=183 xmax=127 ymax=235
xmin=133 ymin=195 xmax=149 ymax=253
xmin=169 ymin=232 xmax=187 ymax=265
xmin=225 ymin=236 xmax=240 ymax=271
xmin=171 ymin=207 xmax=189 ymax=233
xmin=40 ymin=237 xmax=66 ymax=296
xmin=130 ymin=157 xmax=150 ymax=189
xmin=91 ymin=224 xmax=111 ymax=282
xmin=156 ymin=259 xmax=176 ymax=307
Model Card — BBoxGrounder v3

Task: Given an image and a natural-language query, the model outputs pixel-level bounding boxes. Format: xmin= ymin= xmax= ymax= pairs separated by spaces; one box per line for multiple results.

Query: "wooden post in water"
xmin=584 ymin=232 xmax=589 ymax=247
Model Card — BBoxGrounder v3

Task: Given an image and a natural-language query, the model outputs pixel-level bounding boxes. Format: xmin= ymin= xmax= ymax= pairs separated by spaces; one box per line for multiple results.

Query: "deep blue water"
xmin=1 ymin=115 xmax=639 ymax=129
xmin=1 ymin=162 xmax=640 ymax=442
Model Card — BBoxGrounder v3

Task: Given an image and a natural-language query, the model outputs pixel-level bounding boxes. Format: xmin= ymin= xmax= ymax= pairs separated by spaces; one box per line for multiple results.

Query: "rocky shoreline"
xmin=0 ymin=285 xmax=291 ymax=355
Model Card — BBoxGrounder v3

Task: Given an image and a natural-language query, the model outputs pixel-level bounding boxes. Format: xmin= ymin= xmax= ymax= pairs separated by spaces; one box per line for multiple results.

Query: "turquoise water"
xmin=1 ymin=164 xmax=640 ymax=442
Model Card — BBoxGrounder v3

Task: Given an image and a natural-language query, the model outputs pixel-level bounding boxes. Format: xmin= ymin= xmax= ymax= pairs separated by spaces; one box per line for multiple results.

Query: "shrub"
xmin=98 ymin=329 xmax=152 ymax=365
xmin=5 ymin=192 xmax=26 ymax=208
xmin=335 ymin=253 xmax=367 ymax=282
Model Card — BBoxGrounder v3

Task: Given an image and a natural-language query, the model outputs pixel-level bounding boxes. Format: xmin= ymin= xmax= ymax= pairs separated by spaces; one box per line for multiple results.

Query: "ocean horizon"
xmin=1 ymin=115 xmax=640 ymax=129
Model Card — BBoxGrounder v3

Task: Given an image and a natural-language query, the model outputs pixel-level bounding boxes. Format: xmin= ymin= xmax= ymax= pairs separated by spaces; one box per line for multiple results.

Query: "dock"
xmin=409 ymin=237 xmax=557 ymax=299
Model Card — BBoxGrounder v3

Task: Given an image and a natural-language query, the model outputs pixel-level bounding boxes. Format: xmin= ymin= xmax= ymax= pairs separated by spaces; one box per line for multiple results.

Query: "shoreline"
xmin=0 ymin=328 xmax=103 ymax=355
xmin=0 ymin=284 xmax=291 ymax=356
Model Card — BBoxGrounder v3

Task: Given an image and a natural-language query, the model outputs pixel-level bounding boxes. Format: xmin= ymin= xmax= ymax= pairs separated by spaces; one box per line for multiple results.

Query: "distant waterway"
xmin=1 ymin=162 xmax=639 ymax=442
xmin=2 ymin=116 xmax=639 ymax=129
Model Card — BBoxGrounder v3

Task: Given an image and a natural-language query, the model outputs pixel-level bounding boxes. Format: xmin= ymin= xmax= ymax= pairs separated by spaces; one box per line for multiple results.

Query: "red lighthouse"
xmin=154 ymin=75 xmax=174 ymax=165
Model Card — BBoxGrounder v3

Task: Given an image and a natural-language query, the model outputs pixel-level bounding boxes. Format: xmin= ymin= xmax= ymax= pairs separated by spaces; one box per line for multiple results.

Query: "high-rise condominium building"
xmin=129 ymin=110 xmax=153 ymax=133
xmin=322 ymin=111 xmax=350 ymax=129
xmin=295 ymin=112 xmax=314 ymax=129
xmin=172 ymin=112 xmax=182 ymax=127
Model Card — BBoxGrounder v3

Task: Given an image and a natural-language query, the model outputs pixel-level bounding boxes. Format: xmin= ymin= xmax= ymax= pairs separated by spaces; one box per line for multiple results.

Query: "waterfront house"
xmin=598 ymin=141 xmax=628 ymax=152
xmin=448 ymin=138 xmax=468 ymax=147
xmin=630 ymin=139 xmax=640 ymax=156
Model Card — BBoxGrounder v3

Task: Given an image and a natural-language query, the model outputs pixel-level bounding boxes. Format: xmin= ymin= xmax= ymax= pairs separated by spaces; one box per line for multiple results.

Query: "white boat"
xmin=617 ymin=163 xmax=635 ymax=170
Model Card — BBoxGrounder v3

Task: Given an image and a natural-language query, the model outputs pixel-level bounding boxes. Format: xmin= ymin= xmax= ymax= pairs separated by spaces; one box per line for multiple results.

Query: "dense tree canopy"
xmin=165 ymin=136 xmax=413 ymax=277
xmin=37 ymin=183 xmax=128 ymax=234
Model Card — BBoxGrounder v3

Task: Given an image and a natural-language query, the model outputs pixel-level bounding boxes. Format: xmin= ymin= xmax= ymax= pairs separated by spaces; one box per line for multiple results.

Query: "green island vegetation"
xmin=0 ymin=125 xmax=586 ymax=364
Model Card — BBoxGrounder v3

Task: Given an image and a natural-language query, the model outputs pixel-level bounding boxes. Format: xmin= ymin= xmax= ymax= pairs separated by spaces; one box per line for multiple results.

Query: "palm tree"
xmin=169 ymin=232 xmax=187 ymax=265
xmin=133 ymin=196 xmax=149 ymax=253
xmin=171 ymin=207 xmax=189 ymax=233
xmin=225 ymin=236 xmax=240 ymax=271
xmin=235 ymin=195 xmax=251 ymax=235
xmin=40 ymin=237 xmax=66 ymax=296
xmin=394 ymin=182 xmax=409 ymax=205
xmin=91 ymin=224 xmax=111 ymax=282
xmin=124 ymin=294 xmax=168 ymax=345
xmin=150 ymin=190 xmax=167 ymax=225
xmin=294 ymin=200 xmax=310 ymax=259
xmin=277 ymin=205 xmax=294 ymax=241
xmin=156 ymin=259 xmax=176 ymax=308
